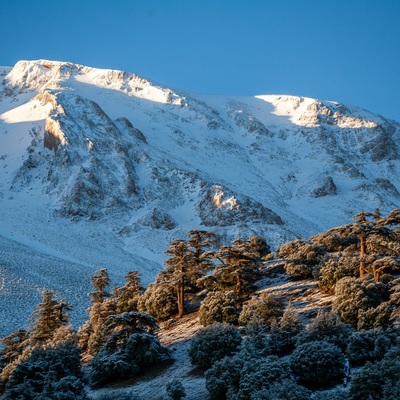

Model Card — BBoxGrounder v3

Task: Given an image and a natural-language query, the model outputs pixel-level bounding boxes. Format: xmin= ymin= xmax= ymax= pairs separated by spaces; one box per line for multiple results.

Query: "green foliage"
xmin=290 ymin=340 xmax=345 ymax=389
xmin=188 ymin=323 xmax=242 ymax=369
xmin=201 ymin=237 xmax=262 ymax=302
xmin=346 ymin=329 xmax=396 ymax=366
xmin=3 ymin=342 xmax=86 ymax=400
xmin=199 ymin=291 xmax=239 ymax=326
xmin=277 ymin=239 xmax=326 ymax=278
xmin=269 ymin=305 xmax=304 ymax=355
xmin=250 ymin=379 xmax=311 ymax=400
xmin=205 ymin=355 xmax=244 ymax=400
xmin=350 ymin=349 xmax=400 ymax=400
xmin=333 ymin=275 xmax=391 ymax=329
xmin=166 ymin=379 xmax=186 ymax=400
xmin=112 ymin=271 xmax=144 ymax=313
xmin=238 ymin=292 xmax=285 ymax=327
xmin=318 ymin=257 xmax=359 ymax=292
xmin=137 ymin=281 xmax=178 ymax=320
xmin=90 ymin=311 xmax=170 ymax=385
xmin=297 ymin=310 xmax=353 ymax=352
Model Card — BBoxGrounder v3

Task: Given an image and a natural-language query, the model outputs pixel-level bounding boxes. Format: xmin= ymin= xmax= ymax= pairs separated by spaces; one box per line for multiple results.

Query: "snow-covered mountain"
xmin=1 ymin=59 xmax=399 ymax=335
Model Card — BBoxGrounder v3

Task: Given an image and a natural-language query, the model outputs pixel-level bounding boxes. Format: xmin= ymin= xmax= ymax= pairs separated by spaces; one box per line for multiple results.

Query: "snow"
xmin=0 ymin=59 xmax=399 ymax=338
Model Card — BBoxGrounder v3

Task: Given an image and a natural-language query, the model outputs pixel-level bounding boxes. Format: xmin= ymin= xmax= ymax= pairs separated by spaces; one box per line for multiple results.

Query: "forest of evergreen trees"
xmin=1 ymin=210 xmax=400 ymax=399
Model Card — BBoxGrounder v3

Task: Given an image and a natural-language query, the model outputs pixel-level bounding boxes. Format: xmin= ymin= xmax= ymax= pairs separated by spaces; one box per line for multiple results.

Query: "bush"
xmin=311 ymin=388 xmax=350 ymax=400
xmin=166 ymin=379 xmax=186 ymax=400
xmin=199 ymin=291 xmax=239 ymax=326
xmin=137 ymin=283 xmax=177 ymax=320
xmin=290 ymin=340 xmax=345 ymax=389
xmin=346 ymin=329 xmax=396 ymax=366
xmin=205 ymin=355 xmax=244 ymax=399
xmin=251 ymin=379 xmax=311 ymax=400
xmin=333 ymin=276 xmax=391 ymax=329
xmin=297 ymin=310 xmax=353 ymax=352
xmin=238 ymin=292 xmax=285 ymax=327
xmin=4 ymin=342 xmax=87 ymax=399
xmin=91 ymin=332 xmax=171 ymax=385
xmin=234 ymin=356 xmax=291 ymax=399
xmin=269 ymin=306 xmax=304 ymax=355
xmin=188 ymin=323 xmax=242 ymax=370
xmin=350 ymin=350 xmax=400 ymax=400
xmin=318 ymin=257 xmax=358 ymax=292
xmin=277 ymin=239 xmax=326 ymax=278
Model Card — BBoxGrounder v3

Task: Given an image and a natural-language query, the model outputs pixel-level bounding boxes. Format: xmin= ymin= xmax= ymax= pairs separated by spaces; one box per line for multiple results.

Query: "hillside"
xmin=1 ymin=59 xmax=400 ymax=336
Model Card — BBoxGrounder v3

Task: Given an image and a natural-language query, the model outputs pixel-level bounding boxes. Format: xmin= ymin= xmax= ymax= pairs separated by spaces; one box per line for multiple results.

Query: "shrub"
xmin=290 ymin=340 xmax=345 ymax=389
xmin=188 ymin=323 xmax=242 ymax=370
xmin=277 ymin=239 xmax=326 ymax=278
xmin=269 ymin=305 xmax=304 ymax=355
xmin=137 ymin=283 xmax=177 ymax=320
xmin=4 ymin=342 xmax=87 ymax=399
xmin=238 ymin=292 xmax=285 ymax=327
xmin=311 ymin=388 xmax=350 ymax=400
xmin=199 ymin=291 xmax=239 ymax=326
xmin=346 ymin=329 xmax=397 ymax=366
xmin=297 ymin=310 xmax=353 ymax=352
xmin=250 ymin=379 xmax=311 ymax=400
xmin=91 ymin=332 xmax=170 ymax=385
xmin=350 ymin=350 xmax=400 ymax=400
xmin=235 ymin=356 xmax=291 ymax=399
xmin=166 ymin=379 xmax=186 ymax=400
xmin=318 ymin=257 xmax=358 ymax=292
xmin=333 ymin=275 xmax=390 ymax=328
xmin=205 ymin=355 xmax=244 ymax=399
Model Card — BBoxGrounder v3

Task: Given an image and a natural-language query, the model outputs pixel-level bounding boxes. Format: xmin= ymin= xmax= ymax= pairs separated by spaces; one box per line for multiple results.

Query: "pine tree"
xmin=113 ymin=271 xmax=144 ymax=313
xmin=201 ymin=237 xmax=262 ymax=304
xmin=162 ymin=230 xmax=218 ymax=318
xmin=30 ymin=290 xmax=71 ymax=347
xmin=82 ymin=268 xmax=115 ymax=355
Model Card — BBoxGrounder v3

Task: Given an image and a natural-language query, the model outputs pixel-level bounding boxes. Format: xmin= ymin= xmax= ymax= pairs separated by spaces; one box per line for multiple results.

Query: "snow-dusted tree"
xmin=200 ymin=237 xmax=262 ymax=304
xmin=0 ymin=330 xmax=28 ymax=371
xmin=350 ymin=349 xmax=400 ymax=400
xmin=205 ymin=354 xmax=244 ymax=399
xmin=166 ymin=379 xmax=186 ymax=400
xmin=297 ymin=310 xmax=353 ymax=352
xmin=346 ymin=328 xmax=396 ymax=366
xmin=3 ymin=341 xmax=87 ymax=400
xmin=137 ymin=279 xmax=178 ymax=320
xmin=112 ymin=271 xmax=144 ymax=313
xmin=238 ymin=292 xmax=285 ymax=327
xmin=290 ymin=340 xmax=345 ymax=389
xmin=163 ymin=231 xmax=218 ymax=319
xmin=29 ymin=290 xmax=71 ymax=347
xmin=277 ymin=239 xmax=326 ymax=278
xmin=333 ymin=275 xmax=391 ymax=329
xmin=79 ymin=268 xmax=115 ymax=355
xmin=250 ymin=379 xmax=311 ymax=400
xmin=318 ymin=256 xmax=359 ymax=292
xmin=90 ymin=311 xmax=170 ymax=385
xmin=199 ymin=291 xmax=239 ymax=326
xmin=269 ymin=304 xmax=304 ymax=355
xmin=188 ymin=323 xmax=242 ymax=369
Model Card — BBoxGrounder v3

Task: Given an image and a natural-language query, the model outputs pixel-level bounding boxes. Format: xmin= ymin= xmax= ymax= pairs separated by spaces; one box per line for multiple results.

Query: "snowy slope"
xmin=1 ymin=59 xmax=400 ymax=336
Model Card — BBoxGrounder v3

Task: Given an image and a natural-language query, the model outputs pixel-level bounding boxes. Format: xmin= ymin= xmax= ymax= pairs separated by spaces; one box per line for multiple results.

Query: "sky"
xmin=2 ymin=0 xmax=400 ymax=121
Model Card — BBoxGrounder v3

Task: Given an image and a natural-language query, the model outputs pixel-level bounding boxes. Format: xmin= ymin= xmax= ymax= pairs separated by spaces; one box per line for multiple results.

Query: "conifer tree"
xmin=30 ymin=290 xmax=71 ymax=347
xmin=201 ymin=237 xmax=262 ymax=304
xmin=81 ymin=268 xmax=115 ymax=354
xmin=112 ymin=271 xmax=144 ymax=313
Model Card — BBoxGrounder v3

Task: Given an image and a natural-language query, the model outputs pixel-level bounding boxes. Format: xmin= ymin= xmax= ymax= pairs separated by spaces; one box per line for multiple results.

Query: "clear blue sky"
xmin=2 ymin=0 xmax=400 ymax=121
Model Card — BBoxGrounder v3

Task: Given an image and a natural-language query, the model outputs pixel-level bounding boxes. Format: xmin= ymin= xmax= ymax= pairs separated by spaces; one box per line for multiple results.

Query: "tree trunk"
xmin=359 ymin=235 xmax=367 ymax=277
xmin=178 ymin=274 xmax=185 ymax=318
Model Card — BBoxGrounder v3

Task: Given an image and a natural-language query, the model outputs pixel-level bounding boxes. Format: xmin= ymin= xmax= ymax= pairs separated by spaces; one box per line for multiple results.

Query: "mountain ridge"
xmin=0 ymin=59 xmax=399 ymax=336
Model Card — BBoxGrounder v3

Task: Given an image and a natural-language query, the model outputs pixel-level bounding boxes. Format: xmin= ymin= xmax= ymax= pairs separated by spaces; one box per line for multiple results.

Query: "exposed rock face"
xmin=138 ymin=208 xmax=177 ymax=230
xmin=311 ymin=177 xmax=337 ymax=198
xmin=198 ymin=185 xmax=283 ymax=227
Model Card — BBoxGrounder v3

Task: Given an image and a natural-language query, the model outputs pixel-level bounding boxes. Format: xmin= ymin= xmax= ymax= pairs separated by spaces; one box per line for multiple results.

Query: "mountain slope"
xmin=1 ymin=59 xmax=399 ymax=335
